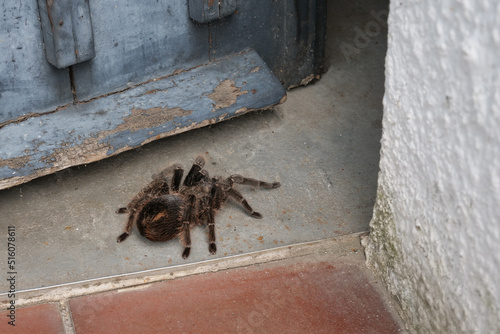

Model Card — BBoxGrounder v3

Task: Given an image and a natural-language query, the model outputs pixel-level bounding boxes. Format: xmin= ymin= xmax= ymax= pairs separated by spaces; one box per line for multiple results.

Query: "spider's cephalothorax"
xmin=116 ymin=156 xmax=281 ymax=259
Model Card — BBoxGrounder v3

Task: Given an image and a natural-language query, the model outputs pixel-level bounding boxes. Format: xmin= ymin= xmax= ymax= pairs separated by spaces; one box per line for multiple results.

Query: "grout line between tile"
xmin=0 ymin=233 xmax=367 ymax=309
xmin=59 ymin=299 xmax=76 ymax=334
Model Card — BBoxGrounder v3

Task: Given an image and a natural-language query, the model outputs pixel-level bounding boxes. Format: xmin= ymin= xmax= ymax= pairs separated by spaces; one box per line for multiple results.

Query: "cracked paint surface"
xmin=208 ymin=79 xmax=248 ymax=111
xmin=0 ymin=49 xmax=286 ymax=190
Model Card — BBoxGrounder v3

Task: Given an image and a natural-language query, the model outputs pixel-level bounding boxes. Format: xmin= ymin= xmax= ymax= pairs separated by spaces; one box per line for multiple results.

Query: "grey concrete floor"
xmin=0 ymin=0 xmax=388 ymax=292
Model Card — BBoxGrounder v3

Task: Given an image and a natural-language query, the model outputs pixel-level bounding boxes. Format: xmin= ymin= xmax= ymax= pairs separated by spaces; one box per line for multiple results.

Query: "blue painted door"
xmin=72 ymin=2 xmax=209 ymax=101
xmin=0 ymin=1 xmax=73 ymax=123
xmin=0 ymin=0 xmax=325 ymax=189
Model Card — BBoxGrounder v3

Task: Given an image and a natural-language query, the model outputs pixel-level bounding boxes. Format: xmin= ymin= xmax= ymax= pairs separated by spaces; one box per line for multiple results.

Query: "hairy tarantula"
xmin=116 ymin=156 xmax=280 ymax=259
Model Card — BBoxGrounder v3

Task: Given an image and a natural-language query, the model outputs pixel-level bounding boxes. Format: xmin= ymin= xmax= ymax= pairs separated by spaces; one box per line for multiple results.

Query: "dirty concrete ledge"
xmin=1 ymin=232 xmax=408 ymax=333
xmin=1 ymin=233 xmax=370 ymax=309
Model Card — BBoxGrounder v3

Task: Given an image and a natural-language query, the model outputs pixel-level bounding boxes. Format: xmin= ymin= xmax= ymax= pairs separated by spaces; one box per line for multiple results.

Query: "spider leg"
xmin=228 ymin=188 xmax=263 ymax=219
xmin=181 ymin=223 xmax=191 ymax=259
xmin=193 ymin=169 xmax=210 ymax=185
xmin=117 ymin=164 xmax=178 ymax=242
xmin=207 ymin=185 xmax=218 ymax=254
xmin=229 ymin=175 xmax=281 ymax=189
xmin=117 ymin=210 xmax=136 ymax=242
xmin=152 ymin=163 xmax=189 ymax=194
xmin=171 ymin=165 xmax=184 ymax=191
xmin=207 ymin=210 xmax=217 ymax=254
xmin=116 ymin=207 xmax=128 ymax=214
xmin=183 ymin=156 xmax=205 ymax=186
xmin=117 ymin=181 xmax=170 ymax=240
xmin=181 ymin=195 xmax=196 ymax=259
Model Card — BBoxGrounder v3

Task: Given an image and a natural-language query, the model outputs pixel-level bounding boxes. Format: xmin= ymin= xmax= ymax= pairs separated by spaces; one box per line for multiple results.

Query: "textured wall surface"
xmin=364 ymin=0 xmax=500 ymax=333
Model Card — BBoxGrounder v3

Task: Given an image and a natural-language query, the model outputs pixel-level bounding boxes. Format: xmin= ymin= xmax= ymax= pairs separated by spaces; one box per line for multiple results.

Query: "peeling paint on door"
xmin=208 ymin=79 xmax=248 ymax=111
xmin=117 ymin=107 xmax=194 ymax=133
xmin=0 ymin=49 xmax=286 ymax=190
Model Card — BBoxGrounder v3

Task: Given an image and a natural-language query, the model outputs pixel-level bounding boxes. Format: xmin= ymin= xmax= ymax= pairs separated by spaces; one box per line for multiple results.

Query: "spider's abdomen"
xmin=136 ymin=195 xmax=184 ymax=242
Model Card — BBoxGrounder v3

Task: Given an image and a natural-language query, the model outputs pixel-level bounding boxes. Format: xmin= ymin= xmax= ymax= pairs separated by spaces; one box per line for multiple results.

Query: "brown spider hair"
xmin=116 ymin=156 xmax=280 ymax=258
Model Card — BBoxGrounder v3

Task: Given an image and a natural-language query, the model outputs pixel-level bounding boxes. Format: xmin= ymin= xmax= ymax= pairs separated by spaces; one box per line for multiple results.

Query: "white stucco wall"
xmin=363 ymin=0 xmax=500 ymax=332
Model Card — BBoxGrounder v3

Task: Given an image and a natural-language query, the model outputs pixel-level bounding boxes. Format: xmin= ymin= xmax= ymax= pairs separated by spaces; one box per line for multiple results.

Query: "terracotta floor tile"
xmin=70 ymin=261 xmax=401 ymax=333
xmin=0 ymin=302 xmax=65 ymax=333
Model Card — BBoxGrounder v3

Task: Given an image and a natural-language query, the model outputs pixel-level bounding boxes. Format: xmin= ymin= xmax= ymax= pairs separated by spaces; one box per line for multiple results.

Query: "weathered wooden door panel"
xmin=210 ymin=0 xmax=326 ymax=88
xmin=0 ymin=50 xmax=286 ymax=190
xmin=0 ymin=1 xmax=325 ymax=189
xmin=72 ymin=1 xmax=209 ymax=101
xmin=0 ymin=1 xmax=73 ymax=124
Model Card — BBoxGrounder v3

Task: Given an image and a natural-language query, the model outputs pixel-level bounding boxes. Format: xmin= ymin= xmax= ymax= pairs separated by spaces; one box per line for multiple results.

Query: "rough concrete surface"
xmin=0 ymin=235 xmax=406 ymax=333
xmin=0 ymin=0 xmax=387 ymax=292
xmin=365 ymin=0 xmax=500 ymax=333
xmin=68 ymin=246 xmax=403 ymax=333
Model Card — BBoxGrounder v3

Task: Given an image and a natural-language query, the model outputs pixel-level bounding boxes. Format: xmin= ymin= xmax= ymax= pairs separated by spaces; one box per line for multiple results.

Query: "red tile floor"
xmin=1 ymin=251 xmax=403 ymax=333
xmin=0 ymin=303 xmax=66 ymax=333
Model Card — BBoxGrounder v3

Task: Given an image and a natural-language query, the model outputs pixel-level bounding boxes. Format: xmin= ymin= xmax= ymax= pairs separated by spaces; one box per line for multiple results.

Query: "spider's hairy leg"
xmin=180 ymin=219 xmax=191 ymax=259
xmin=207 ymin=185 xmax=218 ymax=255
xmin=193 ymin=169 xmax=210 ymax=184
xmin=183 ymin=155 xmax=206 ymax=186
xmin=181 ymin=195 xmax=196 ymax=259
xmin=153 ymin=163 xmax=183 ymax=192
xmin=207 ymin=211 xmax=217 ymax=254
xmin=230 ymin=175 xmax=281 ymax=189
xmin=171 ymin=165 xmax=184 ymax=191
xmin=117 ymin=211 xmax=136 ymax=242
xmin=117 ymin=169 xmax=172 ymax=217
xmin=117 ymin=232 xmax=129 ymax=242
xmin=117 ymin=179 xmax=169 ymax=241
xmin=228 ymin=188 xmax=263 ymax=219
